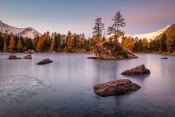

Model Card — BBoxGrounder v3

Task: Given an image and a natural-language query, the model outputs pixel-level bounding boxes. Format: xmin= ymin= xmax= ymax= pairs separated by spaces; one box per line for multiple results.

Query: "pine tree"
xmin=160 ymin=33 xmax=167 ymax=51
xmin=92 ymin=18 xmax=105 ymax=43
xmin=121 ymin=36 xmax=127 ymax=47
xmin=166 ymin=27 xmax=175 ymax=51
xmin=145 ymin=42 xmax=148 ymax=51
xmin=138 ymin=39 xmax=143 ymax=52
xmin=72 ymin=33 xmax=78 ymax=50
xmin=0 ymin=32 xmax=3 ymax=51
xmin=57 ymin=33 xmax=62 ymax=52
xmin=133 ymin=41 xmax=138 ymax=52
xmin=62 ymin=34 xmax=66 ymax=50
xmin=78 ymin=34 xmax=83 ymax=49
xmin=53 ymin=32 xmax=58 ymax=49
xmin=50 ymin=37 xmax=54 ymax=50
xmin=17 ymin=38 xmax=22 ymax=51
xmin=3 ymin=42 xmax=7 ymax=52
xmin=149 ymin=40 xmax=154 ymax=51
xmin=8 ymin=34 xmax=15 ymax=50
xmin=2 ymin=30 xmax=8 ymax=42
xmin=142 ymin=38 xmax=148 ymax=51
xmin=108 ymin=11 xmax=125 ymax=50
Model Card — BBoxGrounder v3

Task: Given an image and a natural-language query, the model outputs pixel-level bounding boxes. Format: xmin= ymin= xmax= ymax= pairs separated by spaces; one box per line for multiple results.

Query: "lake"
xmin=0 ymin=53 xmax=175 ymax=117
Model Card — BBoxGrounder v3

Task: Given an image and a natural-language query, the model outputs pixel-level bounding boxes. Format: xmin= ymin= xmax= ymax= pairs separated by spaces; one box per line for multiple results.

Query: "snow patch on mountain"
xmin=133 ymin=25 xmax=170 ymax=41
xmin=105 ymin=25 xmax=170 ymax=42
xmin=0 ymin=20 xmax=42 ymax=39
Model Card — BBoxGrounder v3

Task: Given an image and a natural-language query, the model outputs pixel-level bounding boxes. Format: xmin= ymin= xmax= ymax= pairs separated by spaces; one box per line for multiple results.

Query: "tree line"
xmin=0 ymin=31 xmax=105 ymax=53
xmin=120 ymin=26 xmax=175 ymax=52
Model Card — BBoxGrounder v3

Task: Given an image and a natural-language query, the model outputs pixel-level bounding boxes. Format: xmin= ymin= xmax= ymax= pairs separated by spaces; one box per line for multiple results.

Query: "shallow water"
xmin=0 ymin=53 xmax=175 ymax=116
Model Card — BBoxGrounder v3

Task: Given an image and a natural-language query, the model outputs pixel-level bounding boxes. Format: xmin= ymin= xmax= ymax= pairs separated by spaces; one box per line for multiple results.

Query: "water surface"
xmin=0 ymin=53 xmax=175 ymax=116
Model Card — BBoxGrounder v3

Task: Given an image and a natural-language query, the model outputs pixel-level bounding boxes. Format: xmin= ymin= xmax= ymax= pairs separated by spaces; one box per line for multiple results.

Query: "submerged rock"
xmin=8 ymin=55 xmax=22 ymax=59
xmin=161 ymin=57 xmax=168 ymax=59
xmin=93 ymin=79 xmax=140 ymax=97
xmin=93 ymin=41 xmax=138 ymax=60
xmin=121 ymin=64 xmax=150 ymax=75
xmin=37 ymin=58 xmax=53 ymax=65
xmin=23 ymin=55 xmax=32 ymax=59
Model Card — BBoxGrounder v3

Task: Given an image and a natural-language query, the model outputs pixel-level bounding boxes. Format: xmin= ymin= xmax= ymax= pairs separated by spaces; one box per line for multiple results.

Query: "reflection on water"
xmin=0 ymin=53 xmax=175 ymax=116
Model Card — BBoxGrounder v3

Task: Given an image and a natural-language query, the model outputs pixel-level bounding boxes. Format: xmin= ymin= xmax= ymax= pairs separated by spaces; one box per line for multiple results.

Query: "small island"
xmin=93 ymin=41 xmax=138 ymax=60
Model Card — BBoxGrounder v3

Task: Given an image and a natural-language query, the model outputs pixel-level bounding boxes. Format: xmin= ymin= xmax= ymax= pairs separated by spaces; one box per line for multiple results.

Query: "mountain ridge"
xmin=0 ymin=20 xmax=42 ymax=39
xmin=105 ymin=25 xmax=171 ymax=42
xmin=154 ymin=24 xmax=175 ymax=40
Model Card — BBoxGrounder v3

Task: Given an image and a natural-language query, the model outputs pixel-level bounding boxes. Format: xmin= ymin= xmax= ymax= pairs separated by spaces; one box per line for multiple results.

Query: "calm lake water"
xmin=0 ymin=53 xmax=175 ymax=117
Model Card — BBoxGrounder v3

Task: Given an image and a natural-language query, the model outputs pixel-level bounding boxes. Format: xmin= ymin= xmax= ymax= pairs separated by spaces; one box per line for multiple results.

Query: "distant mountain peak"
xmin=0 ymin=20 xmax=42 ymax=39
xmin=156 ymin=25 xmax=170 ymax=33
xmin=105 ymin=25 xmax=170 ymax=42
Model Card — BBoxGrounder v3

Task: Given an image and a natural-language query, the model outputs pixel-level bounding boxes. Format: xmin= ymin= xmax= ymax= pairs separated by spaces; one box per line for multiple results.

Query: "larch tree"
xmin=92 ymin=18 xmax=105 ymax=44
xmin=142 ymin=38 xmax=148 ymax=51
xmin=8 ymin=34 xmax=15 ymax=50
xmin=3 ymin=42 xmax=7 ymax=52
xmin=108 ymin=11 xmax=125 ymax=50
xmin=124 ymin=37 xmax=134 ymax=51
xmin=33 ymin=34 xmax=39 ymax=49
xmin=121 ymin=36 xmax=127 ymax=47
xmin=17 ymin=38 xmax=22 ymax=51
xmin=36 ymin=37 xmax=44 ymax=52
xmin=67 ymin=31 xmax=72 ymax=50
xmin=50 ymin=37 xmax=54 ymax=50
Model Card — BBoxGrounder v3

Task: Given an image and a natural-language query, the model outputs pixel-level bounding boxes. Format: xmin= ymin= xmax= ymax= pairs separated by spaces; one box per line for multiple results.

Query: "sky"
xmin=0 ymin=0 xmax=175 ymax=38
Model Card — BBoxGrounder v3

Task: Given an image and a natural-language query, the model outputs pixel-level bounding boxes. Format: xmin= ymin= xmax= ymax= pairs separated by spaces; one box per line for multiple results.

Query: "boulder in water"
xmin=23 ymin=55 xmax=32 ymax=59
xmin=37 ymin=58 xmax=53 ymax=65
xmin=121 ymin=64 xmax=150 ymax=75
xmin=161 ymin=57 xmax=168 ymax=59
xmin=93 ymin=79 xmax=141 ymax=97
xmin=8 ymin=55 xmax=22 ymax=59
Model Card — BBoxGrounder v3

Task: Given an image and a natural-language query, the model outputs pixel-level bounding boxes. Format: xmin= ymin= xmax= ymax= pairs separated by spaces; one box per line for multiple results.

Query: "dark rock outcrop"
xmin=93 ymin=79 xmax=140 ymax=97
xmin=37 ymin=58 xmax=53 ymax=65
xmin=93 ymin=41 xmax=138 ymax=60
xmin=161 ymin=57 xmax=168 ymax=59
xmin=23 ymin=55 xmax=32 ymax=59
xmin=121 ymin=64 xmax=150 ymax=75
xmin=8 ymin=55 xmax=22 ymax=59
